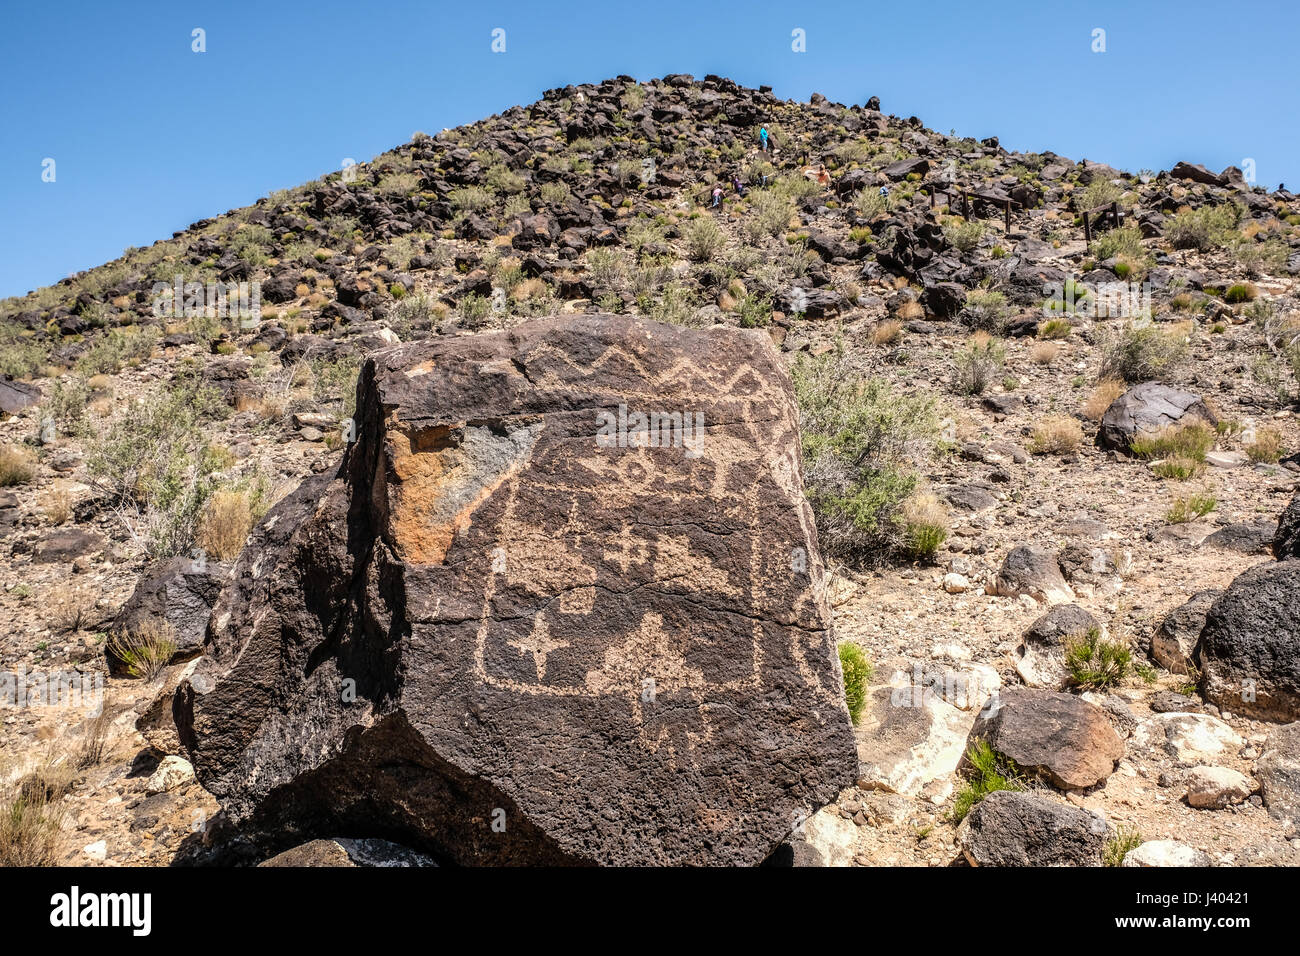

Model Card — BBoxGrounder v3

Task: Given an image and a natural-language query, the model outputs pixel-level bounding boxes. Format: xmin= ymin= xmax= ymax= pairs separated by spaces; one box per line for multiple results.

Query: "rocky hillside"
xmin=2 ymin=74 xmax=1300 ymax=867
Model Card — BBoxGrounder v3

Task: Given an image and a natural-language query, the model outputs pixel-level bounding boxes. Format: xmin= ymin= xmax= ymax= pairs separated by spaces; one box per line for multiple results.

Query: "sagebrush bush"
xmin=793 ymin=348 xmax=940 ymax=564
xmin=86 ymin=376 xmax=230 ymax=557
xmin=943 ymin=219 xmax=984 ymax=254
xmin=684 ymin=218 xmax=725 ymax=261
xmin=0 ymin=445 xmax=34 ymax=487
xmin=962 ymin=289 xmax=1008 ymax=332
xmin=1098 ymin=323 xmax=1189 ymax=383
xmin=953 ymin=333 xmax=1006 ymax=395
xmin=1165 ymin=203 xmax=1242 ymax=251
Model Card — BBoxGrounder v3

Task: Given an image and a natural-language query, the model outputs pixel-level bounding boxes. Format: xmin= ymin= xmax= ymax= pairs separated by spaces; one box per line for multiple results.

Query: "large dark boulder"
xmin=962 ymin=687 xmax=1123 ymax=791
xmin=957 ymin=790 xmax=1108 ymax=866
xmin=175 ymin=315 xmax=857 ymax=866
xmin=1097 ymin=382 xmax=1217 ymax=452
xmin=1199 ymin=560 xmax=1300 ymax=722
xmin=1274 ymin=492 xmax=1300 ymax=559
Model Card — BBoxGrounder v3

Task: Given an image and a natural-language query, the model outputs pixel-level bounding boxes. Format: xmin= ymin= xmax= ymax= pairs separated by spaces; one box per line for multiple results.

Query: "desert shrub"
xmin=449 ymin=186 xmax=494 ymax=214
xmin=962 ymin=289 xmax=1008 ymax=332
xmin=1166 ymin=492 xmax=1216 ymax=524
xmin=539 ymin=181 xmax=571 ymax=205
xmin=484 ymin=165 xmax=525 ymax=194
xmin=684 ymin=218 xmax=725 ymax=261
xmin=793 ymin=348 xmax=940 ymax=564
xmin=1104 ymin=826 xmax=1143 ymax=867
xmin=1246 ymin=426 xmax=1285 ymax=463
xmin=851 ymin=189 xmax=887 ymax=220
xmin=872 ymin=320 xmax=903 ymax=345
xmin=76 ymin=326 xmax=159 ymax=376
xmin=1077 ymin=179 xmax=1122 ymax=211
xmin=0 ymin=754 xmax=70 ymax=866
xmin=944 ymin=219 xmax=984 ymax=254
xmin=1030 ymin=342 xmax=1059 ymax=365
xmin=838 ymin=642 xmax=873 ymax=725
xmin=1038 ymin=318 xmax=1073 ymax=339
xmin=1151 ymin=457 xmax=1203 ymax=480
xmin=196 ymin=488 xmax=257 ymax=561
xmin=1029 ymin=415 xmax=1084 ymax=455
xmin=951 ymin=740 xmax=1023 ymax=823
xmin=1129 ymin=421 xmax=1216 ymax=461
xmin=746 ymin=191 xmax=793 ymax=239
xmin=0 ymin=326 xmax=50 ymax=378
xmin=1223 ymin=282 xmax=1258 ymax=304
xmin=900 ymin=492 xmax=948 ymax=562
xmin=1088 ymin=223 xmax=1146 ymax=262
xmin=376 ymin=171 xmax=420 ymax=197
xmin=1065 ymin=628 xmax=1132 ymax=688
xmin=953 ymin=333 xmax=1006 ymax=395
xmin=1165 ymin=203 xmax=1242 ymax=251
xmin=1083 ymin=379 xmax=1127 ymax=420
xmin=106 ymin=620 xmax=177 ymax=680
xmin=734 ymin=294 xmax=772 ymax=329
xmin=0 ymin=446 xmax=34 ymax=487
xmin=49 ymin=584 xmax=96 ymax=633
xmin=1098 ymin=323 xmax=1189 ymax=383
xmin=85 ymin=376 xmax=229 ymax=557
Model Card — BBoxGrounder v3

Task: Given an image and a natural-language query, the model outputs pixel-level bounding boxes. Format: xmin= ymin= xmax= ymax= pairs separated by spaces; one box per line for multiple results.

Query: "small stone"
xmin=145 ymin=756 xmax=195 ymax=795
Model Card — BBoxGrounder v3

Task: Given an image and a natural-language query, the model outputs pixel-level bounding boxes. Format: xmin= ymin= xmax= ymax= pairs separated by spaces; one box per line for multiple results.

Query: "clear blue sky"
xmin=2 ymin=0 xmax=1295 ymax=299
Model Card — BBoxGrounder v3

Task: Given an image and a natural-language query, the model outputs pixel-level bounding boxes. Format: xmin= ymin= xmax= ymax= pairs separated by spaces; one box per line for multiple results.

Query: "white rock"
xmin=1122 ymin=840 xmax=1213 ymax=867
xmin=1185 ymin=766 xmax=1256 ymax=809
xmin=145 ymin=755 xmax=195 ymax=795
xmin=1132 ymin=712 xmax=1244 ymax=765
xmin=942 ymin=573 xmax=971 ymax=594
xmin=83 ymin=840 xmax=107 ymax=861
xmin=796 ymin=806 xmax=858 ymax=866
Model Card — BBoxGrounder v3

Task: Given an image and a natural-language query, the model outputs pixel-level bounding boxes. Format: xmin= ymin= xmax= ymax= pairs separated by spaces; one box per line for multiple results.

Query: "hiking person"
xmin=711 ymin=185 xmax=723 ymax=208
xmin=759 ymin=126 xmax=769 ymax=152
xmin=816 ymin=165 xmax=830 ymax=187
xmin=732 ymin=175 xmax=747 ymax=197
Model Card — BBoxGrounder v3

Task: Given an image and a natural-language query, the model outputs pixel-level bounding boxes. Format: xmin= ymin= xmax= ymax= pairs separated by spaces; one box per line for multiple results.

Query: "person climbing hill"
xmin=732 ymin=175 xmax=747 ymax=197
xmin=759 ymin=126 xmax=769 ymax=153
xmin=711 ymin=184 xmax=723 ymax=208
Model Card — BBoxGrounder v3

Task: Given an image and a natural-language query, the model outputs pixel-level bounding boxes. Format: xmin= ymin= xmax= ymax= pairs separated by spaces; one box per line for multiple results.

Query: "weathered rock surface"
xmin=1255 ymin=722 xmax=1300 ymax=828
xmin=1131 ymin=712 xmax=1242 ymax=764
xmin=1122 ymin=840 xmax=1213 ymax=867
xmin=1097 ymin=382 xmax=1217 ymax=452
xmin=1016 ymin=604 xmax=1099 ymax=690
xmin=176 ymin=315 xmax=857 ymax=866
xmin=989 ymin=545 xmax=1074 ymax=605
xmin=962 ymin=687 xmax=1123 ymax=791
xmin=1199 ymin=560 xmax=1300 ymax=722
xmin=109 ymin=556 xmax=228 ymax=673
xmin=258 ymin=838 xmax=437 ymax=867
xmin=1275 ymin=492 xmax=1300 ymax=559
xmin=1151 ymin=589 xmax=1219 ymax=675
xmin=1184 ymin=766 xmax=1255 ymax=809
xmin=957 ymin=790 xmax=1108 ymax=866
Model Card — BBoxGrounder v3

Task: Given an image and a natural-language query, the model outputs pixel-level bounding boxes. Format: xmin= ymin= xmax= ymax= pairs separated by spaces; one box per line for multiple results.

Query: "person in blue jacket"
xmin=759 ymin=126 xmax=769 ymax=152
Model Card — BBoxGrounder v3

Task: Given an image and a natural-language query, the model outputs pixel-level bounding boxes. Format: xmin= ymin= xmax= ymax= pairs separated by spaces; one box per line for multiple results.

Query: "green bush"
xmin=1065 ymin=628 xmax=1133 ymax=689
xmin=943 ymin=219 xmax=984 ymax=254
xmin=953 ymin=334 xmax=1006 ymax=395
xmin=684 ymin=218 xmax=725 ymax=262
xmin=793 ymin=348 xmax=940 ymax=564
xmin=838 ymin=642 xmax=873 ymax=725
xmin=1165 ymin=204 xmax=1242 ymax=251
xmin=1098 ymin=323 xmax=1189 ymax=383
xmin=962 ymin=289 xmax=1008 ymax=332
xmin=951 ymin=740 xmax=1023 ymax=823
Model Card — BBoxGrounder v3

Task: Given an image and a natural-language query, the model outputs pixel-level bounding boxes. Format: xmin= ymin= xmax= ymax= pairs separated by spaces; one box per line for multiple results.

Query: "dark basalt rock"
xmin=176 ymin=315 xmax=857 ymax=866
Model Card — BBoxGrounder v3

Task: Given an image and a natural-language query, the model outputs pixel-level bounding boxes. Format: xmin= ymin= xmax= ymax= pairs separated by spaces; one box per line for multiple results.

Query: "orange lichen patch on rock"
xmin=383 ymin=416 xmax=541 ymax=565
